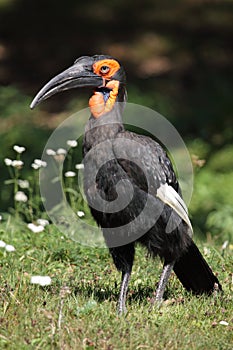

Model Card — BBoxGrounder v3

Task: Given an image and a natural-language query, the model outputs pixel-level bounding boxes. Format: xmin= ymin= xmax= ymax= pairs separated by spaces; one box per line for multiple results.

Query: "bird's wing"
xmin=113 ymin=131 xmax=193 ymax=233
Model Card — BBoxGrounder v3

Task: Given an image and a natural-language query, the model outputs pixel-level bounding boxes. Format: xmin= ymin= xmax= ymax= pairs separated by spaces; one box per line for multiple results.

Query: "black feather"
xmin=31 ymin=55 xmax=222 ymax=313
xmin=173 ymin=241 xmax=222 ymax=294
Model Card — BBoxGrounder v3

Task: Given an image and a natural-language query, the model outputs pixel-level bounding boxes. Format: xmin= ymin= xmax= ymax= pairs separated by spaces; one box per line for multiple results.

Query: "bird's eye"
xmin=100 ymin=65 xmax=110 ymax=74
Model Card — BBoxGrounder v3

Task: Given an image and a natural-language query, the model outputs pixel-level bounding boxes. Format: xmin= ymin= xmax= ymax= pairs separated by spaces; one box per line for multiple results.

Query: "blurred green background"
xmin=0 ymin=0 xmax=233 ymax=241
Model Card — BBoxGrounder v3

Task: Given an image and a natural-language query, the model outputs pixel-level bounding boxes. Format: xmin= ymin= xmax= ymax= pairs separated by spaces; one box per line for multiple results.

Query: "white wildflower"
xmin=18 ymin=179 xmax=30 ymax=189
xmin=75 ymin=163 xmax=84 ymax=170
xmin=15 ymin=191 xmax=28 ymax=202
xmin=221 ymin=240 xmax=229 ymax=251
xmin=0 ymin=215 xmax=2 ymax=221
xmin=34 ymin=159 xmax=47 ymax=168
xmin=0 ymin=240 xmax=15 ymax=252
xmin=203 ymin=247 xmax=210 ymax=256
xmin=5 ymin=244 xmax=15 ymax=252
xmin=31 ymin=163 xmax=40 ymax=170
xmin=12 ymin=160 xmax=24 ymax=168
xmin=13 ymin=145 xmax=26 ymax=154
xmin=36 ymin=219 xmax=49 ymax=227
xmin=64 ymin=171 xmax=76 ymax=177
xmin=27 ymin=223 xmax=44 ymax=233
xmin=30 ymin=275 xmax=52 ymax=286
xmin=31 ymin=159 xmax=47 ymax=169
xmin=56 ymin=148 xmax=67 ymax=155
xmin=0 ymin=240 xmax=6 ymax=248
xmin=54 ymin=148 xmax=67 ymax=162
xmin=34 ymin=159 xmax=47 ymax=167
xmin=77 ymin=210 xmax=85 ymax=217
xmin=4 ymin=158 xmax=13 ymax=166
xmin=219 ymin=321 xmax=229 ymax=326
xmin=46 ymin=148 xmax=56 ymax=156
xmin=67 ymin=140 xmax=78 ymax=148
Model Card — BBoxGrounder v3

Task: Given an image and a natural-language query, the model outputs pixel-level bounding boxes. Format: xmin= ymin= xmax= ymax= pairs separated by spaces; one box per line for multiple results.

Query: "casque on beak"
xmin=30 ymin=58 xmax=103 ymax=109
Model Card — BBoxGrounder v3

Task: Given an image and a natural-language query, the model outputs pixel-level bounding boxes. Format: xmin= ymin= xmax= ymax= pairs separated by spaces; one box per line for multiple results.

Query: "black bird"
xmin=30 ymin=55 xmax=222 ymax=313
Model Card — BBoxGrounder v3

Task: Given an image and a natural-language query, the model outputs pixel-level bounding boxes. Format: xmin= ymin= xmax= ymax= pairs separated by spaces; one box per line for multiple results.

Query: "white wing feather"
xmin=157 ymin=183 xmax=193 ymax=235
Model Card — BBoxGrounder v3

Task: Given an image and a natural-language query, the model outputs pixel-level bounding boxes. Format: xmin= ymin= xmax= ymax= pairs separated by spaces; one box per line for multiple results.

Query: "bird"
xmin=30 ymin=54 xmax=222 ymax=314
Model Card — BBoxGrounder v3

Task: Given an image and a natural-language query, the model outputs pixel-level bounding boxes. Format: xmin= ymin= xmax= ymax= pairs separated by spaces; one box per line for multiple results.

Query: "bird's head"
xmin=30 ymin=55 xmax=126 ymax=118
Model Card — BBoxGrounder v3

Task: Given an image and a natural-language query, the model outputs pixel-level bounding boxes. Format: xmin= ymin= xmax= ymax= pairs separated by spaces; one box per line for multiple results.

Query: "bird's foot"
xmin=149 ymin=296 xmax=164 ymax=311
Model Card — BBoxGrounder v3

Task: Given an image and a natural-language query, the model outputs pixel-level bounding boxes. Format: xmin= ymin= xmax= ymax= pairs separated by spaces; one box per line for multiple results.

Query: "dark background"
xmin=0 ymin=0 xmax=233 ymax=239
xmin=1 ymin=0 xmax=232 ymax=136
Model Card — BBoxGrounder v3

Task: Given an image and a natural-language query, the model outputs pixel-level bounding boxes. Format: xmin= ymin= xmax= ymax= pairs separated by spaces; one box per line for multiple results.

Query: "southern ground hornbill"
xmin=30 ymin=55 xmax=222 ymax=313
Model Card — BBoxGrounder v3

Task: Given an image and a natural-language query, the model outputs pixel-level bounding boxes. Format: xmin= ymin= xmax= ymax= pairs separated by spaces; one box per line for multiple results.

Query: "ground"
xmin=0 ymin=217 xmax=232 ymax=350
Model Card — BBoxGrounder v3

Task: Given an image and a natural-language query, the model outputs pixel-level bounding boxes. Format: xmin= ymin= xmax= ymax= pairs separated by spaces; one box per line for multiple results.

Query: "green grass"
xmin=0 ymin=136 xmax=232 ymax=349
xmin=0 ymin=216 xmax=232 ymax=350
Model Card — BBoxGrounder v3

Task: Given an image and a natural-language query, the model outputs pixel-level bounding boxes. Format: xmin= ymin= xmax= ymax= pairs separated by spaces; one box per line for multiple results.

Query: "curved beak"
xmin=30 ymin=61 xmax=103 ymax=109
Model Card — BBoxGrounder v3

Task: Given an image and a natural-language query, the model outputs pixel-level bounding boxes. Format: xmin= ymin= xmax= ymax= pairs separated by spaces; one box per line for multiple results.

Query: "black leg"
xmin=109 ymin=243 xmax=135 ymax=314
xmin=155 ymin=261 xmax=175 ymax=304
xmin=117 ymin=271 xmax=131 ymax=314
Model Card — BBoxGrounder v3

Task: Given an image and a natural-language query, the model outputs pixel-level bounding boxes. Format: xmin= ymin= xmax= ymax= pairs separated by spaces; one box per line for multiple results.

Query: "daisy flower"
xmin=13 ymin=145 xmax=26 ymax=154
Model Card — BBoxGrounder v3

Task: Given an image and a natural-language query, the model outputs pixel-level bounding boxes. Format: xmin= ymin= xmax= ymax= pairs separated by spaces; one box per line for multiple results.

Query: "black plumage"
xmin=30 ymin=55 xmax=222 ymax=313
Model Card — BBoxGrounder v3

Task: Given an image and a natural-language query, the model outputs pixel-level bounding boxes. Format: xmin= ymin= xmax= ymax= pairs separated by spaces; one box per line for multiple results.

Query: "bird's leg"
xmin=154 ymin=261 xmax=175 ymax=305
xmin=117 ymin=271 xmax=131 ymax=314
xmin=109 ymin=244 xmax=134 ymax=314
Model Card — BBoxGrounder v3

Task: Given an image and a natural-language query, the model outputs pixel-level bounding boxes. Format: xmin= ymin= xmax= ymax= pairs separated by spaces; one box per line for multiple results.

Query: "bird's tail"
xmin=173 ymin=241 xmax=222 ymax=294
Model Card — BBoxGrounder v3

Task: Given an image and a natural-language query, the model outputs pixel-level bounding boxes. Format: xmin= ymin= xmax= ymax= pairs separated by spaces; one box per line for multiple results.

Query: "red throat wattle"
xmin=89 ymin=80 xmax=120 ymax=118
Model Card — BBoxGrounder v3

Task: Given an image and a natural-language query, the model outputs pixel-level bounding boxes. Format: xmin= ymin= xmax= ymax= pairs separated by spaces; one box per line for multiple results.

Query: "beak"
xmin=30 ymin=61 xmax=103 ymax=109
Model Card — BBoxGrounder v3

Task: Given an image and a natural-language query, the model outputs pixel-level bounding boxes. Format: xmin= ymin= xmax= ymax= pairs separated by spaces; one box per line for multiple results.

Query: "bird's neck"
xmin=83 ymin=105 xmax=125 ymax=154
